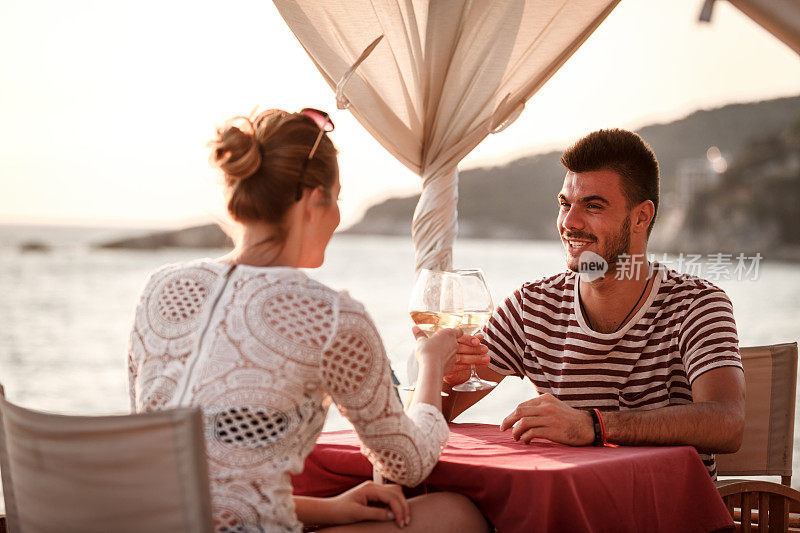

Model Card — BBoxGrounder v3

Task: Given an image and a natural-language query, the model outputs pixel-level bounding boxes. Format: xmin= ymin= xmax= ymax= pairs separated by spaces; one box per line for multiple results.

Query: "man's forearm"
xmin=441 ymin=382 xmax=480 ymax=422
xmin=441 ymin=382 xmax=492 ymax=422
xmin=441 ymin=366 xmax=501 ymax=421
xmin=440 ymin=381 xmax=457 ymax=421
xmin=603 ymin=401 xmax=744 ymax=453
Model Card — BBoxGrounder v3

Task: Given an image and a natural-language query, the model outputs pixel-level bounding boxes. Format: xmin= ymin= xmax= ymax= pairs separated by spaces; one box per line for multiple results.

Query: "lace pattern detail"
xmin=158 ymin=277 xmax=208 ymax=321
xmin=128 ymin=262 xmax=228 ymax=413
xmin=321 ymin=330 xmax=375 ymax=396
xmin=128 ymin=262 xmax=448 ymax=531
xmin=211 ymin=476 xmax=299 ymax=533
xmin=146 ymin=265 xmax=220 ymax=339
xmin=242 ymin=280 xmax=335 ymax=367
xmin=213 ymin=406 xmax=290 ymax=448
xmin=408 ymin=403 xmax=450 ymax=454
xmin=322 ymin=299 xmax=448 ymax=486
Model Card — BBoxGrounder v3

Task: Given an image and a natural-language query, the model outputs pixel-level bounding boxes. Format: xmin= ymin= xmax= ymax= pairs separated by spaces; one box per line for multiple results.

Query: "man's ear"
xmin=633 ymin=200 xmax=655 ymax=234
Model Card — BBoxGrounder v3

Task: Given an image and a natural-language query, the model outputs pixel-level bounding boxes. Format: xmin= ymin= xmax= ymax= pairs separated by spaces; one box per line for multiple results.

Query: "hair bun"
xmin=210 ymin=118 xmax=261 ymax=181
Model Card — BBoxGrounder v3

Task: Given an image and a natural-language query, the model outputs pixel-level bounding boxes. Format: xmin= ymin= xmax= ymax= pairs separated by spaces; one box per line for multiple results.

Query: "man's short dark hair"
xmin=561 ymin=129 xmax=660 ymax=236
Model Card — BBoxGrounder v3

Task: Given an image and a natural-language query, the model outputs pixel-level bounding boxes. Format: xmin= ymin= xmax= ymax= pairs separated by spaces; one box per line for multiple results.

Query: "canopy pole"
xmin=411 ymin=166 xmax=458 ymax=274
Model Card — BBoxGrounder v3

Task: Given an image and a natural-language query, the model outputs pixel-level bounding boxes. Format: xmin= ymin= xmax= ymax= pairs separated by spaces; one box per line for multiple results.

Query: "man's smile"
xmin=563 ymin=235 xmax=596 ymax=254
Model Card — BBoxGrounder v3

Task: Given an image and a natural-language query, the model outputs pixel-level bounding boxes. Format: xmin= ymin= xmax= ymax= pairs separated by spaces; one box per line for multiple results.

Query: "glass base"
xmin=452 ymin=376 xmax=497 ymax=392
xmin=397 ymin=385 xmax=449 ymax=397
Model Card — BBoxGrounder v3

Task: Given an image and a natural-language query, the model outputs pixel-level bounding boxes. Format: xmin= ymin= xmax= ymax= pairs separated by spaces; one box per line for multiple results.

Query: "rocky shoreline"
xmin=97 ymin=224 xmax=231 ymax=250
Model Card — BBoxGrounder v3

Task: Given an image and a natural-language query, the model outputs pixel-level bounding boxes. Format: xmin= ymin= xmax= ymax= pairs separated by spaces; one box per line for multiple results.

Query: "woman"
xmin=127 ymin=108 xmax=489 ymax=532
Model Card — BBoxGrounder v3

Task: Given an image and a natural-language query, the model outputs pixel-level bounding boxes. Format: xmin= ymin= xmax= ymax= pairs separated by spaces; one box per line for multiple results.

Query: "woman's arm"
xmin=318 ymin=297 xmax=456 ymax=486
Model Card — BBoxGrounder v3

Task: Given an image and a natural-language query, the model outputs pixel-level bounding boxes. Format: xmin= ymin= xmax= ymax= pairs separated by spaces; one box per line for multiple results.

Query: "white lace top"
xmin=127 ymin=260 xmax=449 ymax=532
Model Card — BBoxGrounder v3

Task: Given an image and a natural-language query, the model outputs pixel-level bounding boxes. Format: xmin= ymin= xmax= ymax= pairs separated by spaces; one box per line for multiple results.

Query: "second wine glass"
xmin=451 ymin=269 xmax=497 ymax=392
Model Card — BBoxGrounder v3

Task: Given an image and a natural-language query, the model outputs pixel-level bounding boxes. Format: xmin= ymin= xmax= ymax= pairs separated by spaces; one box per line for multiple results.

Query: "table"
xmin=292 ymin=423 xmax=734 ymax=532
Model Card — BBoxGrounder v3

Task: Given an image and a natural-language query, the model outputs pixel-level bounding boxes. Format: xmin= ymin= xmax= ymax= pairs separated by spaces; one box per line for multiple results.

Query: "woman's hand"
xmin=412 ymin=326 xmax=462 ymax=375
xmin=329 ymin=481 xmax=411 ymax=528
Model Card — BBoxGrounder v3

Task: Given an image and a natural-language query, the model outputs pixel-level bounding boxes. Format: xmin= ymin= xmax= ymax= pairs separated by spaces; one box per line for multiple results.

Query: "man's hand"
xmin=443 ymin=333 xmax=490 ymax=385
xmin=329 ymin=481 xmax=411 ymax=528
xmin=499 ymin=394 xmax=594 ymax=446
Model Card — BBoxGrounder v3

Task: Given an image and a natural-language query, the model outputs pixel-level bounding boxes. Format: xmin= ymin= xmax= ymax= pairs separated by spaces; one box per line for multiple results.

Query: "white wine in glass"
xmin=409 ymin=311 xmax=462 ymax=336
xmin=458 ymin=312 xmax=492 ymax=335
xmin=408 ymin=270 xmax=463 ymax=336
xmin=452 ymin=269 xmax=497 ymax=392
xmin=404 ymin=270 xmax=463 ymax=392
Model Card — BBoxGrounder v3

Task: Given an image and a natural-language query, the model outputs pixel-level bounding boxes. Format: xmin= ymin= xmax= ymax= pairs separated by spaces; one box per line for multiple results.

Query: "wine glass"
xmin=451 ymin=268 xmax=497 ymax=392
xmin=404 ymin=269 xmax=463 ymax=391
xmin=409 ymin=269 xmax=463 ymax=336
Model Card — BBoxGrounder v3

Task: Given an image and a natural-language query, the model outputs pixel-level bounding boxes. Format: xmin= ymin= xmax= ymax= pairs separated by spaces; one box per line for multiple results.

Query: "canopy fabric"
xmin=273 ymin=0 xmax=620 ymax=271
xmin=728 ymin=0 xmax=800 ymax=55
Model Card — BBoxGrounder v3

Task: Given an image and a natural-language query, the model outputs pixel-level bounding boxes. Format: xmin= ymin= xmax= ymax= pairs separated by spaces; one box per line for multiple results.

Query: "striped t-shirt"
xmin=485 ymin=263 xmax=742 ymax=477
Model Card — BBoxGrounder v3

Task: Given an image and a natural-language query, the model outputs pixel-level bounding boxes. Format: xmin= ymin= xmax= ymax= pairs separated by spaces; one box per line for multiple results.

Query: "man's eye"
xmin=588 ymin=203 xmax=602 ymax=209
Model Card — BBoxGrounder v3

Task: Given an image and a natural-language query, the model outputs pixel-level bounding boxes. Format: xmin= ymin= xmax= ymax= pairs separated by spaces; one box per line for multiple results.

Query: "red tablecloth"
xmin=292 ymin=423 xmax=733 ymax=533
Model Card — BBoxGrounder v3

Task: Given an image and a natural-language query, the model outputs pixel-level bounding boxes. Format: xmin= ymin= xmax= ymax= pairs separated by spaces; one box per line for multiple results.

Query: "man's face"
xmin=557 ymin=170 xmax=633 ymax=275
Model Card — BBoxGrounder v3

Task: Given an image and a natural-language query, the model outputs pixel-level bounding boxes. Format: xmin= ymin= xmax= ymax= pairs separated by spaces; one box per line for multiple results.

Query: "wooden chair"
xmin=0 ymin=384 xmax=214 ymax=533
xmin=716 ymin=342 xmax=800 ymax=532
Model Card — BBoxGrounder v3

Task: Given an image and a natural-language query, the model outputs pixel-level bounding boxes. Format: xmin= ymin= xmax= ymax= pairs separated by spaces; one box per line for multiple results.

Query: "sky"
xmin=0 ymin=0 xmax=798 ymax=229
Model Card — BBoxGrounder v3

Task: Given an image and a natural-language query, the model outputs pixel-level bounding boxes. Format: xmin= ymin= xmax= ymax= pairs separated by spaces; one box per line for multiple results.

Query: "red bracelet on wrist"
xmin=593 ymin=408 xmax=608 ymax=446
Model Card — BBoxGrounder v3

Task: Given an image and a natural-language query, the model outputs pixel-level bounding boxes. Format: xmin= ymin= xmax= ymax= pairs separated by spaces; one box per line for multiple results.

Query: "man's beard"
xmin=602 ymin=216 xmax=631 ymax=275
xmin=565 ymin=216 xmax=631 ymax=274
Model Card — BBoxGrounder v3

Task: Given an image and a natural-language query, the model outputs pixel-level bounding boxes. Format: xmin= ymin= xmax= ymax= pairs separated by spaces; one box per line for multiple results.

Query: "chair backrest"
xmin=716 ymin=343 xmax=798 ymax=480
xmin=0 ymin=385 xmax=213 ymax=533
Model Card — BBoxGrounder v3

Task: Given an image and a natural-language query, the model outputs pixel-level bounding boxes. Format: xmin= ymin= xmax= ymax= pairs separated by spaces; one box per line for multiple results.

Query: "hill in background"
xmin=668 ymin=116 xmax=800 ymax=260
xmin=98 ymin=95 xmax=800 ymax=259
xmin=345 ymin=95 xmax=800 ymax=255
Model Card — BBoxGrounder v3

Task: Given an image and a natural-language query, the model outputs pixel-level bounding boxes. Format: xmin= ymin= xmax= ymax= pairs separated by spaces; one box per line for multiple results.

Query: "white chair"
xmin=0 ymin=384 xmax=213 ymax=532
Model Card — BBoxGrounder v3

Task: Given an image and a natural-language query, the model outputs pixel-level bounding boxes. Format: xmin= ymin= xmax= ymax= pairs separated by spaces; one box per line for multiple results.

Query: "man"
xmin=447 ymin=129 xmax=745 ymax=478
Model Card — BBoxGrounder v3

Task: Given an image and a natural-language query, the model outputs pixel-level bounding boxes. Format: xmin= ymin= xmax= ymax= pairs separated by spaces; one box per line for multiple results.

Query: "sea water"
xmin=1 ymin=225 xmax=799 ymax=511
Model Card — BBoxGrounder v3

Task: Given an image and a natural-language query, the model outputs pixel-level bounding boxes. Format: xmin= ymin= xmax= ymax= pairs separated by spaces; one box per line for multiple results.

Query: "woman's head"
xmin=209 ymin=108 xmax=340 ymax=267
xmin=210 ymin=108 xmax=339 ymax=227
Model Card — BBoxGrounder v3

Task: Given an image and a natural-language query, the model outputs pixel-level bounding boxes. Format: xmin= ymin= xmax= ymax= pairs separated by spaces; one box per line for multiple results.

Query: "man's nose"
xmin=562 ymin=205 xmax=584 ymax=231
